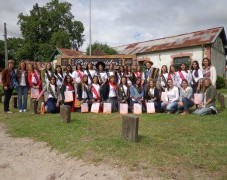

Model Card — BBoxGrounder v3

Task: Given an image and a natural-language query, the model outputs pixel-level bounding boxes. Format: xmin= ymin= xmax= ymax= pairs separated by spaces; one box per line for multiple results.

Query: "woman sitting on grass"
xmin=37 ymin=76 xmax=60 ymax=113
xmin=145 ymin=79 xmax=161 ymax=113
xmin=61 ymin=75 xmax=75 ymax=112
xmin=193 ymin=78 xmax=217 ymax=115
xmin=177 ymin=79 xmax=194 ymax=115
xmin=161 ymin=79 xmax=179 ymax=114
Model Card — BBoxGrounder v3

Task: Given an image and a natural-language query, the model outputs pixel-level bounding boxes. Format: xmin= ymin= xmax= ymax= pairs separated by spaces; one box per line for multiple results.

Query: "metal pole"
xmin=89 ymin=0 xmax=92 ymax=56
xmin=4 ymin=22 xmax=8 ymax=67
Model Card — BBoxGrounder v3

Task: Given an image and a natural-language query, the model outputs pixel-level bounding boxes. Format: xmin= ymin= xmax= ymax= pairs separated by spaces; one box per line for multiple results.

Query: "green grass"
xmin=219 ymin=88 xmax=227 ymax=95
xmin=0 ymin=103 xmax=227 ymax=179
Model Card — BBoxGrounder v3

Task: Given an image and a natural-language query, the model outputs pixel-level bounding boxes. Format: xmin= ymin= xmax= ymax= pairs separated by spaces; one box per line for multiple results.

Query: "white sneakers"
xmin=19 ymin=109 xmax=26 ymax=112
xmin=6 ymin=111 xmax=13 ymax=114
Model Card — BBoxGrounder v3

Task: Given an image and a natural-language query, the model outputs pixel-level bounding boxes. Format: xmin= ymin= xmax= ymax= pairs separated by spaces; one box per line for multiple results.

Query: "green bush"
xmin=216 ymin=76 xmax=226 ymax=89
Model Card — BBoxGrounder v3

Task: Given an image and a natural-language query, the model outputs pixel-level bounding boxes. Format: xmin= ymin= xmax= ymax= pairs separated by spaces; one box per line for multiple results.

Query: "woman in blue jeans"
xmin=161 ymin=79 xmax=179 ymax=114
xmin=16 ymin=61 xmax=29 ymax=112
xmin=177 ymin=79 xmax=194 ymax=115
xmin=193 ymin=78 xmax=217 ymax=115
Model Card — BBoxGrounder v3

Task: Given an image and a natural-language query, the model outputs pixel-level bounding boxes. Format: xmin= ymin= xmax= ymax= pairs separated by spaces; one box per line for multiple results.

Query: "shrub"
xmin=216 ymin=76 xmax=226 ymax=89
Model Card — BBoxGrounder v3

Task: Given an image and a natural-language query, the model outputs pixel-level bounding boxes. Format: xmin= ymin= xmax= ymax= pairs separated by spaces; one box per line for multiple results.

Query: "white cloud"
xmin=0 ymin=0 xmax=227 ymax=52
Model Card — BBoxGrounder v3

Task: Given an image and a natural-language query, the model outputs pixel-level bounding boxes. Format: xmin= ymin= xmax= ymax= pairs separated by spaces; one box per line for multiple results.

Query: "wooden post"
xmin=217 ymin=92 xmax=221 ymax=102
xmin=122 ymin=115 xmax=139 ymax=142
xmin=32 ymin=100 xmax=38 ymax=114
xmin=12 ymin=96 xmax=17 ymax=108
xmin=60 ymin=105 xmax=71 ymax=123
xmin=220 ymin=95 xmax=225 ymax=109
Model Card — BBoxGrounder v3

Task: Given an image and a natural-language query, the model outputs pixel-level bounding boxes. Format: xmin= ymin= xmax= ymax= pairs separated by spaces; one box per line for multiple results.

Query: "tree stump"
xmin=220 ymin=95 xmax=225 ymax=109
xmin=12 ymin=96 xmax=18 ymax=108
xmin=60 ymin=105 xmax=71 ymax=123
xmin=122 ymin=115 xmax=139 ymax=142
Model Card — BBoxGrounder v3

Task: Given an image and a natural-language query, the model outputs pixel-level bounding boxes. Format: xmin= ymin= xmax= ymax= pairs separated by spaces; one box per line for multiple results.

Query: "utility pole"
xmin=4 ymin=23 xmax=8 ymax=67
xmin=89 ymin=0 xmax=92 ymax=56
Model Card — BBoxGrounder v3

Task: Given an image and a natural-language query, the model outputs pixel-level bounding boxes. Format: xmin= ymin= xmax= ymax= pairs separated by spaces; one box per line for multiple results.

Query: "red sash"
xmin=33 ymin=71 xmax=40 ymax=85
xmin=109 ymin=82 xmax=117 ymax=90
xmin=178 ymin=71 xmax=185 ymax=80
xmin=77 ymin=70 xmax=83 ymax=80
xmin=67 ymin=83 xmax=74 ymax=91
xmin=92 ymin=85 xmax=100 ymax=100
xmin=135 ymin=72 xmax=141 ymax=78
xmin=168 ymin=73 xmax=172 ymax=80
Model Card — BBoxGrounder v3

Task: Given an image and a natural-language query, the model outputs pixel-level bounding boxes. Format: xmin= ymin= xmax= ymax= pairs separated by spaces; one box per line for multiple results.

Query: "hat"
xmin=143 ymin=60 xmax=153 ymax=66
xmin=96 ymin=61 xmax=105 ymax=69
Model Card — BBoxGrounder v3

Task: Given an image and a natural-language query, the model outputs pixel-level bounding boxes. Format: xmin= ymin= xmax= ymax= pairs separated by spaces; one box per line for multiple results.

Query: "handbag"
xmin=74 ymin=98 xmax=81 ymax=108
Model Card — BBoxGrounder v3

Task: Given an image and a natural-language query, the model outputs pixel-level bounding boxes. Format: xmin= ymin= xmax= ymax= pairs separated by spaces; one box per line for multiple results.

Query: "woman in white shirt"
xmin=37 ymin=76 xmax=60 ymax=113
xmin=190 ymin=60 xmax=203 ymax=93
xmin=158 ymin=65 xmax=169 ymax=91
xmin=84 ymin=62 xmax=96 ymax=85
xmin=161 ymin=79 xmax=179 ymax=114
xmin=107 ymin=75 xmax=118 ymax=112
xmin=201 ymin=57 xmax=217 ymax=86
xmin=54 ymin=65 xmax=64 ymax=89
xmin=44 ymin=63 xmax=53 ymax=84
xmin=16 ymin=61 xmax=29 ymax=112
xmin=176 ymin=63 xmax=192 ymax=85
xmin=63 ymin=64 xmax=73 ymax=80
xmin=125 ymin=66 xmax=134 ymax=86
xmin=168 ymin=65 xmax=180 ymax=88
xmin=91 ymin=76 xmax=101 ymax=103
xmin=96 ymin=62 xmax=108 ymax=101
xmin=72 ymin=63 xmax=84 ymax=84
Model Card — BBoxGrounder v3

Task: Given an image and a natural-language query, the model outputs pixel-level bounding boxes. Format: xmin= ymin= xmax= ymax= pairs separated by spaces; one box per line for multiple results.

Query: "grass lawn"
xmin=0 ymin=101 xmax=227 ymax=179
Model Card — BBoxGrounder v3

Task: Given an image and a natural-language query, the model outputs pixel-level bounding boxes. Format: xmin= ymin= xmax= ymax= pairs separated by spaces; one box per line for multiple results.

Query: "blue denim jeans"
xmin=178 ymin=97 xmax=194 ymax=111
xmin=193 ymin=107 xmax=212 ymax=115
xmin=161 ymin=101 xmax=178 ymax=113
xmin=17 ymin=86 xmax=28 ymax=110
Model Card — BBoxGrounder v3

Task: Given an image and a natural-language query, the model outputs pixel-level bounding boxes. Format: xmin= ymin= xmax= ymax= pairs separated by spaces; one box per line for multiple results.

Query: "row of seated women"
xmin=37 ymin=73 xmax=217 ymax=116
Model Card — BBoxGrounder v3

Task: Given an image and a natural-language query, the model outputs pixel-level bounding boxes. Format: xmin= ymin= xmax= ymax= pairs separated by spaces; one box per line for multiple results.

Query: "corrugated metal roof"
xmin=114 ymin=27 xmax=225 ymax=54
xmin=57 ymin=48 xmax=83 ymax=56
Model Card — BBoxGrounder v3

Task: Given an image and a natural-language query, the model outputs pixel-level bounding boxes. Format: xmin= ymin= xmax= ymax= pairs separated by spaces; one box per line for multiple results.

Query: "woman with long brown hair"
xmin=194 ymin=78 xmax=217 ymax=115
xmin=16 ymin=61 xmax=29 ymax=112
xmin=28 ymin=62 xmax=42 ymax=99
xmin=201 ymin=57 xmax=217 ymax=86
xmin=125 ymin=65 xmax=134 ymax=86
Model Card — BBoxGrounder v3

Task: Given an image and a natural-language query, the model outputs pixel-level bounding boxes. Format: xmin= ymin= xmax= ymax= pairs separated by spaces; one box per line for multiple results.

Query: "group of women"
xmin=2 ymin=57 xmax=218 ymax=115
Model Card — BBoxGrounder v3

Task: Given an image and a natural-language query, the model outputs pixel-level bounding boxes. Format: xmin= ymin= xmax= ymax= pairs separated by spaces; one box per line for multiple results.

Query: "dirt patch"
xmin=0 ymin=124 xmax=153 ymax=180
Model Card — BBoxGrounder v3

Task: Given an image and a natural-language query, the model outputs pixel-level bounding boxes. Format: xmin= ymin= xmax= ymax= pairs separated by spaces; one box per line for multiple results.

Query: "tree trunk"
xmin=122 ymin=115 xmax=139 ymax=142
xmin=60 ymin=105 xmax=71 ymax=123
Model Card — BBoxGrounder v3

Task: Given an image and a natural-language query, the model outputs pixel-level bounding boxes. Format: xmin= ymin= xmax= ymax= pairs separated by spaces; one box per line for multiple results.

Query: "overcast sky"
xmin=0 ymin=0 xmax=227 ymax=51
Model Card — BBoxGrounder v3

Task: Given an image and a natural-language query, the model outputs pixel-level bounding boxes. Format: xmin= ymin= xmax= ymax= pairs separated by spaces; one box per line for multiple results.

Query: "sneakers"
xmin=6 ymin=111 xmax=13 ymax=114
xmin=19 ymin=110 xmax=23 ymax=113
xmin=23 ymin=109 xmax=27 ymax=112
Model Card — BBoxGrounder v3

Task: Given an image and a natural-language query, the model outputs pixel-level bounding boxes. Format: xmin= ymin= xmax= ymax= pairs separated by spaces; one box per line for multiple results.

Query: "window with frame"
xmin=173 ymin=56 xmax=190 ymax=70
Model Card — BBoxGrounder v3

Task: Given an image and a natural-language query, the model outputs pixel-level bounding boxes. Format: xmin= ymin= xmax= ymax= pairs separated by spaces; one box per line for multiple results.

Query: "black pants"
xmin=4 ymin=88 xmax=13 ymax=112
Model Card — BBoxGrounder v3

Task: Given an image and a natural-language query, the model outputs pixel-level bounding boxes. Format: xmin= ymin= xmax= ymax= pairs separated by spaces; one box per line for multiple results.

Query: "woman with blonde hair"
xmin=193 ymin=78 xmax=217 ymax=115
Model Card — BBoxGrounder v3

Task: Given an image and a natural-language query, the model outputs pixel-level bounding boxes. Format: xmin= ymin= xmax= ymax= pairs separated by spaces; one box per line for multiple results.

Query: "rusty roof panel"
xmin=114 ymin=27 xmax=223 ymax=54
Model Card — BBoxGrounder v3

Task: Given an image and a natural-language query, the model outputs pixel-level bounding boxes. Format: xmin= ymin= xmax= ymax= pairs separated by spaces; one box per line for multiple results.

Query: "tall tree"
xmin=86 ymin=42 xmax=118 ymax=56
xmin=18 ymin=0 xmax=84 ymax=61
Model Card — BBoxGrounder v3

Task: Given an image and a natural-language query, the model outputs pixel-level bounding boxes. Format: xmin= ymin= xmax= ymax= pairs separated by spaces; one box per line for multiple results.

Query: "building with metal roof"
xmin=114 ymin=27 xmax=227 ymax=77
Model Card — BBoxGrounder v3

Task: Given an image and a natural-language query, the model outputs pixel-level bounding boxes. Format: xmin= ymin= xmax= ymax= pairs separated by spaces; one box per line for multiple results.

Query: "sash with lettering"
xmin=109 ymin=82 xmax=117 ymax=91
xmin=48 ymin=83 xmax=57 ymax=99
xmin=46 ymin=70 xmax=52 ymax=81
xmin=134 ymin=72 xmax=141 ymax=79
xmin=87 ymin=70 xmax=93 ymax=83
xmin=77 ymin=70 xmax=83 ymax=81
xmin=120 ymin=85 xmax=127 ymax=98
xmin=91 ymin=85 xmax=100 ymax=100
xmin=178 ymin=71 xmax=185 ymax=80
xmin=56 ymin=73 xmax=63 ymax=82
xmin=33 ymin=71 xmax=40 ymax=86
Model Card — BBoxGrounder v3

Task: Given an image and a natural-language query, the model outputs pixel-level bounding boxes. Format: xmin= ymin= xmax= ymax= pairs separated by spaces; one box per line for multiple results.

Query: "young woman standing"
xmin=168 ymin=65 xmax=180 ymax=88
xmin=106 ymin=75 xmax=118 ymax=112
xmin=72 ymin=63 xmax=84 ymax=84
xmin=44 ymin=63 xmax=53 ymax=84
xmin=16 ymin=61 xmax=29 ymax=112
xmin=54 ymin=65 xmax=64 ymax=90
xmin=201 ymin=57 xmax=217 ymax=86
xmin=176 ymin=63 xmax=192 ymax=85
xmin=84 ymin=62 xmax=96 ymax=85
xmin=158 ymin=65 xmax=169 ymax=91
xmin=190 ymin=60 xmax=203 ymax=93
xmin=91 ymin=76 xmax=101 ymax=103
